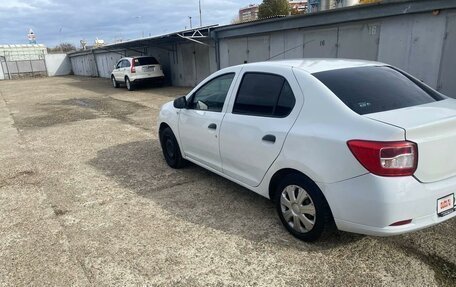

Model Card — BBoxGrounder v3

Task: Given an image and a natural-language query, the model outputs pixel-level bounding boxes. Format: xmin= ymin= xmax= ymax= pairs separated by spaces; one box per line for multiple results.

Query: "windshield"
xmin=313 ymin=66 xmax=444 ymax=115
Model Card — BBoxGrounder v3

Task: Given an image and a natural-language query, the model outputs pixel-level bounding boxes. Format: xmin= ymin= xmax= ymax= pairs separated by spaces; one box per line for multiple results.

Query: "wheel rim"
xmin=165 ymin=137 xmax=175 ymax=159
xmin=280 ymin=185 xmax=316 ymax=233
xmin=126 ymin=79 xmax=130 ymax=89
xmin=112 ymin=77 xmax=116 ymax=87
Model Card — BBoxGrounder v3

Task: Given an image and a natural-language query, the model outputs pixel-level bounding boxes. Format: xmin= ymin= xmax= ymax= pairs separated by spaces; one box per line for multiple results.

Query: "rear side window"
xmin=134 ymin=57 xmax=159 ymax=66
xmin=313 ymin=66 xmax=442 ymax=115
xmin=233 ymin=73 xmax=296 ymax=117
xmin=122 ymin=60 xmax=131 ymax=68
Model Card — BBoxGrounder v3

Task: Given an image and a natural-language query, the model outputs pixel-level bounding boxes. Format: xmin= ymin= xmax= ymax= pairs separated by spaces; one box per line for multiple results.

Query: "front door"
xmin=220 ymin=67 xmax=302 ymax=187
xmin=178 ymin=73 xmax=236 ymax=171
xmin=113 ymin=60 xmax=124 ymax=81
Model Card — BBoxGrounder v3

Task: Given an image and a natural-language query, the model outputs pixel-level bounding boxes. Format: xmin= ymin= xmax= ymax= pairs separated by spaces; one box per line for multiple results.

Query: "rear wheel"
xmin=274 ymin=173 xmax=334 ymax=242
xmin=111 ymin=76 xmax=119 ymax=88
xmin=159 ymin=127 xmax=187 ymax=169
xmin=125 ymin=77 xmax=134 ymax=91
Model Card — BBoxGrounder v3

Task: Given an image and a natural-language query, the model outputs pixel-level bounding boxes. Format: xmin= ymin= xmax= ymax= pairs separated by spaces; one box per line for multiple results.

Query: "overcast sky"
xmin=0 ymin=0 xmax=258 ymax=47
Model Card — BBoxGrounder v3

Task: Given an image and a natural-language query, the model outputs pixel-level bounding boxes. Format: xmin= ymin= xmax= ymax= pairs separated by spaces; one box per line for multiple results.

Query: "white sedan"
xmin=157 ymin=59 xmax=456 ymax=242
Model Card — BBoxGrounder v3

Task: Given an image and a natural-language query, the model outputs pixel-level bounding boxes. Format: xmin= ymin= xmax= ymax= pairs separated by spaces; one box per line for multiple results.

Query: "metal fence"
xmin=0 ymin=50 xmax=47 ymax=79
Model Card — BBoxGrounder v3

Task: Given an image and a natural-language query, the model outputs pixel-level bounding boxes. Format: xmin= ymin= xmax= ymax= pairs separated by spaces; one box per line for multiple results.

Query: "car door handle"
xmin=262 ymin=134 xmax=276 ymax=143
xmin=208 ymin=123 xmax=217 ymax=130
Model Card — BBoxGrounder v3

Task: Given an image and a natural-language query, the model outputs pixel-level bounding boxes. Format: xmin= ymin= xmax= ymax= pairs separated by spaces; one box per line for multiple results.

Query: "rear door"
xmin=178 ymin=73 xmax=237 ymax=172
xmin=220 ymin=66 xmax=303 ymax=187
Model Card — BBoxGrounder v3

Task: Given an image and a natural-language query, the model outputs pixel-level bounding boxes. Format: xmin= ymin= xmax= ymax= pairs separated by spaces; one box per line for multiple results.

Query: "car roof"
xmin=241 ymin=58 xmax=387 ymax=74
xmin=121 ymin=56 xmax=156 ymax=60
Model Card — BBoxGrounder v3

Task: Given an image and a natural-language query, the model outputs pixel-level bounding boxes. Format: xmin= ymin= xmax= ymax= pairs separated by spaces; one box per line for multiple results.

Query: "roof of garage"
xmin=68 ymin=25 xmax=218 ymax=57
xmin=212 ymin=0 xmax=456 ymax=39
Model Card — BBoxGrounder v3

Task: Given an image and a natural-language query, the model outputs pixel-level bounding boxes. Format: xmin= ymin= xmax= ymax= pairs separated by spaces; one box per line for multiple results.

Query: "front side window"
xmin=313 ymin=66 xmax=443 ymax=115
xmin=233 ymin=73 xmax=296 ymax=117
xmin=188 ymin=73 xmax=235 ymax=112
xmin=116 ymin=61 xmax=123 ymax=69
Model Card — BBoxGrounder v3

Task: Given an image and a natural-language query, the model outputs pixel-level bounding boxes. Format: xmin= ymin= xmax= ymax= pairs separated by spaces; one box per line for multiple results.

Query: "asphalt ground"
xmin=0 ymin=76 xmax=455 ymax=286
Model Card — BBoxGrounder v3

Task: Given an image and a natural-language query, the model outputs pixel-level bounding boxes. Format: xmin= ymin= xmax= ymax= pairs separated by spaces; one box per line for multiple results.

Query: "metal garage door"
xmin=181 ymin=44 xmax=196 ymax=86
xmin=337 ymin=23 xmax=380 ymax=60
xmin=303 ymin=28 xmax=338 ymax=58
xmin=247 ymin=36 xmax=270 ymax=63
xmin=195 ymin=44 xmax=210 ymax=84
xmin=228 ymin=38 xmax=248 ymax=66
xmin=438 ymin=15 xmax=456 ymax=98
xmin=283 ymin=30 xmax=304 ymax=59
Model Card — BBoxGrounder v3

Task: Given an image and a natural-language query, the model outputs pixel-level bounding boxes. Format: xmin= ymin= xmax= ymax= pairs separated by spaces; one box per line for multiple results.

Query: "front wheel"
xmin=159 ymin=127 xmax=187 ymax=169
xmin=274 ymin=174 xmax=335 ymax=242
xmin=111 ymin=76 xmax=119 ymax=88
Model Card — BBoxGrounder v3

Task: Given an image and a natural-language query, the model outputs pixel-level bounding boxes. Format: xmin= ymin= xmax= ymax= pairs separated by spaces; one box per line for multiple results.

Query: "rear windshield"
xmin=313 ymin=66 xmax=443 ymax=115
xmin=134 ymin=57 xmax=159 ymax=66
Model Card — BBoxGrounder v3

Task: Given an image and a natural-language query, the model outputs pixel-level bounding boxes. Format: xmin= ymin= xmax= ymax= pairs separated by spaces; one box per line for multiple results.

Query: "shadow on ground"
xmin=64 ymin=77 xmax=187 ymax=96
xmin=88 ymin=139 xmax=364 ymax=250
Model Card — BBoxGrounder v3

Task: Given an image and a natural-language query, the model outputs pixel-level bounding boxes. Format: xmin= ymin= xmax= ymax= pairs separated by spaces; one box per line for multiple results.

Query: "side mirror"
xmin=173 ymin=96 xmax=187 ymax=109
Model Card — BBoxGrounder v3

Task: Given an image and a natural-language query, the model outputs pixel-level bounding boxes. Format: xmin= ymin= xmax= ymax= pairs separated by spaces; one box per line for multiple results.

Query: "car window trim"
xmin=232 ymin=72 xmax=295 ymax=118
xmin=388 ymin=66 xmax=445 ymax=101
xmin=187 ymin=72 xmax=236 ymax=113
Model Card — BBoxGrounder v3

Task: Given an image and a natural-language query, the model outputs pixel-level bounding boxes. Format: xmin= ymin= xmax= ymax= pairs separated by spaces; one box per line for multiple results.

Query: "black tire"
xmin=111 ymin=76 xmax=119 ymax=88
xmin=274 ymin=173 xmax=335 ymax=242
xmin=125 ymin=77 xmax=134 ymax=91
xmin=159 ymin=127 xmax=187 ymax=169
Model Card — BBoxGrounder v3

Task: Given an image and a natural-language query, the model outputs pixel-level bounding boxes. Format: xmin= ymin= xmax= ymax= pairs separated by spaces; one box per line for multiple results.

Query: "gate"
xmin=0 ymin=50 xmax=47 ymax=80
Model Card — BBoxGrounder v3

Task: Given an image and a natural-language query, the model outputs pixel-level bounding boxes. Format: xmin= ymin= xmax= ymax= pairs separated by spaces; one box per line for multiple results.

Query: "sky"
xmin=0 ymin=0 xmax=258 ymax=47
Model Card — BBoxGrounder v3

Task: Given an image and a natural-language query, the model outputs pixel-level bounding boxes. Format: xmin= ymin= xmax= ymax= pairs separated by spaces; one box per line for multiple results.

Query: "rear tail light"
xmin=347 ymin=140 xmax=418 ymax=176
xmin=131 ymin=59 xmax=136 ymax=73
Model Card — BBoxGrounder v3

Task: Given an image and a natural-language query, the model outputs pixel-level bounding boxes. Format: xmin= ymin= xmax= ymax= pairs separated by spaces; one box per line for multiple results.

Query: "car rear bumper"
xmin=132 ymin=74 xmax=165 ymax=83
xmin=322 ymin=173 xmax=456 ymax=236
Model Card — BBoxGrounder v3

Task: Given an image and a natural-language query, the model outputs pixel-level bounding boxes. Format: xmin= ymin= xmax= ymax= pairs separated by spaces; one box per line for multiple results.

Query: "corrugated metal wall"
xmin=169 ymin=42 xmax=216 ymax=87
xmin=70 ymin=42 xmax=215 ymax=87
xmin=218 ymin=11 xmax=456 ymax=97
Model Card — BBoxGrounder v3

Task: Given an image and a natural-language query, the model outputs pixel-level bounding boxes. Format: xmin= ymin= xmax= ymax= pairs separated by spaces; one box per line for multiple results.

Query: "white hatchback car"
xmin=158 ymin=59 xmax=456 ymax=242
xmin=111 ymin=56 xmax=165 ymax=91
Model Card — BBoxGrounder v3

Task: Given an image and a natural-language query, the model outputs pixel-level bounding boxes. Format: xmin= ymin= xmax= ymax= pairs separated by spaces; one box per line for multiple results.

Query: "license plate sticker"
xmin=437 ymin=194 xmax=455 ymax=217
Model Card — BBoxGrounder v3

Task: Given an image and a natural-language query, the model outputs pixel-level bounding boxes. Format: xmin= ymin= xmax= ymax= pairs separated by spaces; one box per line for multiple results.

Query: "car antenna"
xmin=267 ymin=39 xmax=316 ymax=61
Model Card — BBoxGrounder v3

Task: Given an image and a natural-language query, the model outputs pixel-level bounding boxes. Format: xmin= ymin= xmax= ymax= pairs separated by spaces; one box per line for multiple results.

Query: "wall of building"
xmin=217 ymin=10 xmax=456 ymax=98
xmin=45 ymin=54 xmax=72 ymax=76
xmin=70 ymin=53 xmax=98 ymax=77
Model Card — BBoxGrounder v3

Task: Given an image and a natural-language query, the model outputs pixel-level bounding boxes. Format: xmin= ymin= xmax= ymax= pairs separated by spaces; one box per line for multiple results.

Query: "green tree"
xmin=258 ymin=0 xmax=290 ymax=19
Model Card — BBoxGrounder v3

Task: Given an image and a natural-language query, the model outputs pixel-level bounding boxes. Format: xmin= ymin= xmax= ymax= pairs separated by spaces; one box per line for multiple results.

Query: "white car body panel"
xmin=219 ymin=64 xmax=304 ymax=187
xmin=367 ymin=99 xmax=456 ymax=183
xmin=158 ymin=59 xmax=456 ymax=236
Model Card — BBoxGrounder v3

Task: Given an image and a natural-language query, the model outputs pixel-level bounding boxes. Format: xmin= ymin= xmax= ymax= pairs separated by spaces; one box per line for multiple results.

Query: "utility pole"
xmin=199 ymin=0 xmax=202 ymax=27
xmin=188 ymin=16 xmax=193 ymax=29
